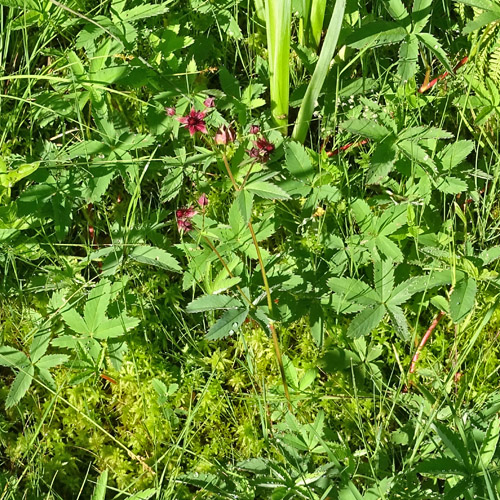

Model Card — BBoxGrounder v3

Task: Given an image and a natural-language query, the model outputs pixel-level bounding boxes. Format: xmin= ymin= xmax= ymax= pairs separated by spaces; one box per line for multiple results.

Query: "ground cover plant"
xmin=2 ymin=0 xmax=500 ymax=498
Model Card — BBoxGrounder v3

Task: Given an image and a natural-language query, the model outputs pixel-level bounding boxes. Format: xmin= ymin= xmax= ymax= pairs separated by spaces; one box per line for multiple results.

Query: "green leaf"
xmin=186 ymin=295 xmax=244 ymax=313
xmin=62 ymin=309 xmax=89 ymax=335
xmin=284 ymin=142 xmax=315 ymax=182
xmin=416 ymin=33 xmax=453 ymax=74
xmin=347 ymin=304 xmax=386 ymax=338
xmin=480 ymin=246 xmax=500 ymax=265
xmin=117 ymin=2 xmax=170 ymax=22
xmin=398 ymin=139 xmax=436 ymax=172
xmin=375 ymin=235 xmax=403 ymax=262
xmin=160 ymin=167 xmax=184 ymax=202
xmin=439 ymin=141 xmax=474 ymax=170
xmin=435 ymin=177 xmax=468 ymax=195
xmin=398 ymin=34 xmax=419 ymax=82
xmin=450 ymin=277 xmax=476 ymax=323
xmin=91 ymin=470 xmax=108 ymax=500
xmin=373 ymin=259 xmax=394 ymax=303
xmin=416 ymin=457 xmax=467 ymax=476
xmin=404 ymin=269 xmax=453 ymax=295
xmin=94 ymin=314 xmax=139 ymax=339
xmin=387 ymin=304 xmax=410 ymax=340
xmin=398 ymin=126 xmax=453 ymax=141
xmin=129 ymin=245 xmax=181 ymax=272
xmin=309 ymin=302 xmax=324 ymax=348
xmin=433 ymin=422 xmax=469 ymax=466
xmin=246 ymin=180 xmax=290 ymax=200
xmin=206 ymin=307 xmax=249 ymax=340
xmin=37 ymin=367 xmax=56 ymax=392
xmin=478 ymin=416 xmax=500 ymax=469
xmin=6 ymin=365 xmax=34 ymax=409
xmin=328 ymin=277 xmax=380 ymax=306
xmin=35 ymin=354 xmax=69 ymax=370
xmin=236 ymin=190 xmax=254 ymax=225
xmin=84 ymin=280 xmax=111 ymax=335
xmin=0 ymin=347 xmax=29 ymax=368
xmin=346 ymin=21 xmax=407 ymax=49
xmin=463 ymin=10 xmax=500 ymax=34
xmin=386 ymin=0 xmax=408 ymax=21
xmin=366 ymin=139 xmax=397 ymax=184
xmin=291 ymin=0 xmax=345 ymax=142
xmin=351 ymin=199 xmax=373 ymax=233
xmin=340 ymin=118 xmax=391 ymax=141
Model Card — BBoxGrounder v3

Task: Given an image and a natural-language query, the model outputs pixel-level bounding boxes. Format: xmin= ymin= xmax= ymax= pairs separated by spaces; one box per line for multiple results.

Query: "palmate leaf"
xmin=347 ymin=304 xmax=386 ymax=338
xmin=366 ymin=139 xmax=397 ymax=184
xmin=0 ymin=346 xmax=29 ymax=368
xmin=84 ymin=280 xmax=111 ymax=335
xmin=62 ymin=308 xmax=89 ymax=335
xmin=6 ymin=365 xmax=34 ymax=409
xmin=206 ymin=307 xmax=249 ymax=340
xmin=438 ymin=140 xmax=474 ymax=171
xmin=373 ymin=259 xmax=394 ymax=303
xmin=385 ymin=0 xmax=408 ymax=21
xmin=450 ymin=277 xmax=477 ymax=323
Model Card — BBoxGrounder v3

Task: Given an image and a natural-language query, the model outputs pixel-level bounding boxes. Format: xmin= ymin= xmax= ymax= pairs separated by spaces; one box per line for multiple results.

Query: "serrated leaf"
xmin=129 ymin=245 xmax=181 ymax=272
xmin=386 ymin=0 xmax=408 ymax=21
xmin=236 ymin=190 xmax=253 ymax=225
xmin=0 ymin=347 xmax=29 ymax=368
xmin=416 ymin=33 xmax=453 ymax=74
xmin=186 ymin=294 xmax=243 ymax=313
xmin=463 ymin=10 xmax=500 ymax=34
xmin=405 ymin=270 xmax=453 ymax=295
xmin=35 ymin=354 xmax=69 ymax=370
xmin=433 ymin=422 xmax=469 ymax=466
xmin=94 ymin=314 xmax=139 ymax=339
xmin=366 ymin=140 xmax=397 ymax=184
xmin=346 ymin=21 xmax=407 ymax=49
xmin=478 ymin=416 xmax=500 ymax=468
xmin=439 ymin=140 xmax=474 ymax=171
xmin=375 ymin=235 xmax=403 ymax=262
xmin=398 ymin=139 xmax=436 ymax=172
xmin=480 ymin=246 xmax=500 ymax=265
xmin=351 ymin=199 xmax=373 ymax=232
xmin=450 ymin=277 xmax=476 ymax=324
xmin=340 ymin=118 xmax=391 ymax=141
xmin=435 ymin=176 xmax=468 ymax=195
xmin=387 ymin=304 xmax=410 ymax=340
xmin=398 ymin=126 xmax=453 ymax=141
xmin=398 ymin=34 xmax=419 ymax=82
xmin=62 ymin=309 xmax=89 ymax=335
xmin=206 ymin=307 xmax=249 ymax=340
xmin=6 ymin=365 xmax=34 ymax=408
xmin=160 ymin=167 xmax=183 ymax=202
xmin=84 ymin=280 xmax=111 ymax=335
xmin=347 ymin=304 xmax=386 ymax=338
xmin=416 ymin=457 xmax=467 ymax=476
xmin=327 ymin=277 xmax=380 ymax=306
xmin=246 ymin=180 xmax=290 ymax=200
xmin=284 ymin=141 xmax=315 ymax=182
xmin=373 ymin=259 xmax=394 ymax=303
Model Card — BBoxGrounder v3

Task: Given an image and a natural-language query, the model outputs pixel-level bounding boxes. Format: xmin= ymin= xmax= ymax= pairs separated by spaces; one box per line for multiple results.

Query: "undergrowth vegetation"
xmin=2 ymin=0 xmax=500 ymax=498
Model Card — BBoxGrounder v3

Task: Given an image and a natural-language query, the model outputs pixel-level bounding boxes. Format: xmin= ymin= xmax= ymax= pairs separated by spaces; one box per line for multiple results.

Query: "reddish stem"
xmin=418 ymin=56 xmax=468 ymax=94
xmin=100 ymin=373 xmax=117 ymax=384
xmin=409 ymin=311 xmax=445 ymax=374
xmin=326 ymin=139 xmax=369 ymax=157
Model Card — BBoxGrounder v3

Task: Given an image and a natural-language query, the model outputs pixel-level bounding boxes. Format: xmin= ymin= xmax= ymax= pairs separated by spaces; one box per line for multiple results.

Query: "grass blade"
xmin=292 ymin=0 xmax=346 ymax=143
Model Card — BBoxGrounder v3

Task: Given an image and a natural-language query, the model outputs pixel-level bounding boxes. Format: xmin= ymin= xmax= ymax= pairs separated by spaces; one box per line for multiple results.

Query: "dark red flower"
xmin=248 ymin=136 xmax=275 ymax=163
xmin=176 ymin=206 xmax=197 ymax=233
xmin=249 ymin=125 xmax=260 ymax=134
xmin=204 ymin=96 xmax=215 ymax=108
xmin=177 ymin=108 xmax=207 ymax=136
xmin=165 ymin=107 xmax=176 ymax=116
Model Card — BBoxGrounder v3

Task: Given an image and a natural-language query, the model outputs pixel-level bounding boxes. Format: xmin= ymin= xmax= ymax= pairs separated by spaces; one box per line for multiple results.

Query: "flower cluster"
xmin=248 ymin=136 xmax=275 ymax=163
xmin=176 ymin=206 xmax=197 ymax=233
